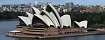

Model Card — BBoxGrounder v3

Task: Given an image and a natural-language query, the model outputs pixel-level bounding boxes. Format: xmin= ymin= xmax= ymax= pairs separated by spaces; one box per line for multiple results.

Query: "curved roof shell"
xmin=50 ymin=12 xmax=60 ymax=28
xmin=18 ymin=16 xmax=32 ymax=26
xmin=26 ymin=12 xmax=33 ymax=21
xmin=43 ymin=15 xmax=54 ymax=26
xmin=34 ymin=14 xmax=50 ymax=26
xmin=74 ymin=20 xmax=88 ymax=28
xmin=61 ymin=15 xmax=71 ymax=28
xmin=42 ymin=10 xmax=60 ymax=28
xmin=32 ymin=7 xmax=41 ymax=14
xmin=46 ymin=4 xmax=62 ymax=27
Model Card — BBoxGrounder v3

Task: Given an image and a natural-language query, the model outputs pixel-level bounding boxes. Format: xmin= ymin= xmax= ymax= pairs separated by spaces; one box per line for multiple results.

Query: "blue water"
xmin=0 ymin=20 xmax=105 ymax=40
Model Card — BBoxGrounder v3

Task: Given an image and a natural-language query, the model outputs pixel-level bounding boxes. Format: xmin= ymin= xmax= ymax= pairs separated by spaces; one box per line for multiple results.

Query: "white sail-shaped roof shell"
xmin=50 ymin=12 xmax=60 ymax=28
xmin=34 ymin=14 xmax=50 ymax=26
xmin=61 ymin=15 xmax=71 ymax=28
xmin=32 ymin=7 xmax=40 ymax=14
xmin=74 ymin=20 xmax=88 ymax=28
xmin=46 ymin=4 xmax=62 ymax=27
xmin=18 ymin=16 xmax=32 ymax=26
xmin=43 ymin=15 xmax=54 ymax=26
xmin=26 ymin=12 xmax=33 ymax=21
xmin=42 ymin=10 xmax=60 ymax=28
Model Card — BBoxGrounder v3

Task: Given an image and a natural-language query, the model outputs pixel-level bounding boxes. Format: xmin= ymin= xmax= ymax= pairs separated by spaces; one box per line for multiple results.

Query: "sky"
xmin=0 ymin=0 xmax=105 ymax=5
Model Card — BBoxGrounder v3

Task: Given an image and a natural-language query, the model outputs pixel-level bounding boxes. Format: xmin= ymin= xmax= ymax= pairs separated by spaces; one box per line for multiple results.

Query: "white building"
xmin=18 ymin=4 xmax=72 ymax=28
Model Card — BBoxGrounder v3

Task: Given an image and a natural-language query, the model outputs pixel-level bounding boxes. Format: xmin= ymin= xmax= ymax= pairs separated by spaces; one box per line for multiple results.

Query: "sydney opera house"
xmin=6 ymin=4 xmax=104 ymax=38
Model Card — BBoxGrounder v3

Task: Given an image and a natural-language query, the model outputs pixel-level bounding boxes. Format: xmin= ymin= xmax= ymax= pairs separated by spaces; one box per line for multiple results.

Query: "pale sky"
xmin=0 ymin=0 xmax=105 ymax=5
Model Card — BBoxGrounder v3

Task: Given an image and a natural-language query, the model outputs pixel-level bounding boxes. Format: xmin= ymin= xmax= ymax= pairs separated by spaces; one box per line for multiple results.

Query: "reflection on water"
xmin=0 ymin=20 xmax=105 ymax=40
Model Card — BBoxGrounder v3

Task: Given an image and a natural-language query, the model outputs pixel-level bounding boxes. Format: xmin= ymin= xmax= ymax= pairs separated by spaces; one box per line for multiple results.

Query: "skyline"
xmin=0 ymin=0 xmax=105 ymax=6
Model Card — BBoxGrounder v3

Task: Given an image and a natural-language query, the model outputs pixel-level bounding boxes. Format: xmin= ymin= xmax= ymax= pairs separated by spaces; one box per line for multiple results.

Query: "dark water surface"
xmin=0 ymin=20 xmax=105 ymax=40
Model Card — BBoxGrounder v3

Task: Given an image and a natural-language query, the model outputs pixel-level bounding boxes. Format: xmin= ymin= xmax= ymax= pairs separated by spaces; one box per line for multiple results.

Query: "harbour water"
xmin=1 ymin=20 xmax=105 ymax=40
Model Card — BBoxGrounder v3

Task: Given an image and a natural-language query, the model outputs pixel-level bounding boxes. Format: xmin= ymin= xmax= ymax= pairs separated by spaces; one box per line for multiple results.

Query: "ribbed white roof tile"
xmin=43 ymin=15 xmax=54 ymax=26
xmin=32 ymin=7 xmax=41 ymax=14
xmin=61 ymin=15 xmax=71 ymax=28
xmin=18 ymin=16 xmax=31 ymax=26
xmin=49 ymin=12 xmax=60 ymax=28
xmin=42 ymin=10 xmax=59 ymax=28
xmin=26 ymin=12 xmax=33 ymax=21
xmin=34 ymin=14 xmax=50 ymax=26
xmin=74 ymin=20 xmax=88 ymax=28
xmin=46 ymin=4 xmax=62 ymax=27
